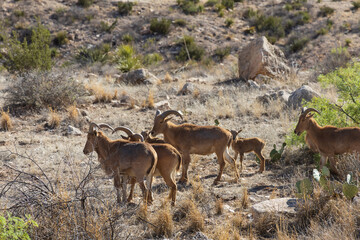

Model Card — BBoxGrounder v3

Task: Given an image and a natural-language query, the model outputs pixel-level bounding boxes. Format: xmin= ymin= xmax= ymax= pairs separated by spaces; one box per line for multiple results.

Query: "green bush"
xmin=53 ymin=31 xmax=68 ymax=46
xmin=286 ymin=62 xmax=360 ymax=146
xmin=118 ymin=1 xmax=134 ymax=15
xmin=77 ymin=0 xmax=93 ymax=8
xmin=2 ymin=22 xmax=53 ymax=73
xmin=243 ymin=8 xmax=258 ymax=19
xmin=288 ymin=36 xmax=309 ymax=53
xmin=177 ymin=0 xmax=204 ymax=15
xmin=176 ymin=35 xmax=205 ymax=62
xmin=0 ymin=213 xmax=38 ymax=240
xmin=205 ymin=0 xmax=219 ymax=7
xmin=174 ymin=19 xmax=187 ymax=26
xmin=321 ymin=47 xmax=351 ymax=74
xmin=214 ymin=46 xmax=231 ymax=61
xmin=100 ymin=19 xmax=117 ymax=33
xmin=122 ymin=33 xmax=133 ymax=43
xmin=113 ymin=44 xmax=142 ymax=72
xmin=143 ymin=53 xmax=163 ymax=66
xmin=295 ymin=11 xmax=311 ymax=25
xmin=75 ymin=43 xmax=111 ymax=64
xmin=353 ymin=1 xmax=360 ymax=9
xmin=316 ymin=27 xmax=328 ymax=35
xmin=6 ymin=71 xmax=86 ymax=109
xmin=221 ymin=0 xmax=234 ymax=9
xmin=14 ymin=10 xmax=25 ymax=17
xmin=318 ymin=6 xmax=335 ymax=17
xmin=252 ymin=15 xmax=285 ymax=42
xmin=225 ymin=18 xmax=234 ymax=27
xmin=150 ymin=18 xmax=171 ymax=35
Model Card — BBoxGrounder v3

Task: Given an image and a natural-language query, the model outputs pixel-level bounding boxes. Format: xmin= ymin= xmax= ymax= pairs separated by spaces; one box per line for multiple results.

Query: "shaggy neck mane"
xmin=307 ymin=118 xmax=322 ymax=135
xmin=94 ymin=131 xmax=113 ymax=164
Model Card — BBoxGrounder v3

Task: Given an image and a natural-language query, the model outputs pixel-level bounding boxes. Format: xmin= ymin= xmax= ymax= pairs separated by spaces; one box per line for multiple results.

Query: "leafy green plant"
xmin=225 ymin=18 xmax=234 ymax=27
xmin=143 ymin=53 xmax=163 ymax=66
xmin=205 ymin=0 xmax=219 ymax=7
xmin=214 ymin=46 xmax=230 ymax=62
xmin=122 ymin=33 xmax=133 ymax=43
xmin=2 ymin=21 xmax=53 ymax=73
xmin=53 ymin=31 xmax=68 ymax=46
xmin=0 ymin=213 xmax=38 ymax=240
xmin=176 ymin=35 xmax=205 ymax=62
xmin=270 ymin=142 xmax=286 ymax=162
xmin=113 ymin=44 xmax=142 ymax=72
xmin=150 ymin=18 xmax=171 ymax=35
xmin=353 ymin=1 xmax=360 ymax=9
xmin=177 ymin=0 xmax=204 ymax=15
xmin=14 ymin=10 xmax=25 ymax=17
xmin=316 ymin=27 xmax=328 ymax=35
xmin=252 ymin=15 xmax=285 ymax=43
xmin=288 ymin=36 xmax=309 ymax=53
xmin=243 ymin=8 xmax=258 ymax=19
xmin=100 ymin=19 xmax=117 ymax=33
xmin=76 ymin=43 xmax=111 ymax=64
xmin=318 ymin=6 xmax=335 ymax=17
xmin=221 ymin=0 xmax=234 ymax=9
xmin=118 ymin=1 xmax=134 ymax=15
xmin=77 ymin=0 xmax=93 ymax=8
xmin=174 ymin=19 xmax=187 ymax=26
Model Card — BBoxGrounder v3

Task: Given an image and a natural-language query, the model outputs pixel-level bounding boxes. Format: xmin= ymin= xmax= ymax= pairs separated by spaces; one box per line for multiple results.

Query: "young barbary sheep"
xmin=150 ymin=110 xmax=239 ymax=185
xmin=229 ymin=130 xmax=266 ymax=173
xmin=294 ymin=107 xmax=360 ymax=174
xmin=83 ymin=123 xmax=158 ymax=204
xmin=113 ymin=126 xmax=182 ymax=205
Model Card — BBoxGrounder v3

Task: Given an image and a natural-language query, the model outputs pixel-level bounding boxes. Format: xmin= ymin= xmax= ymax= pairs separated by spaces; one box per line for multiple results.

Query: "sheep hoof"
xmin=178 ymin=179 xmax=187 ymax=185
xmin=213 ymin=179 xmax=220 ymax=185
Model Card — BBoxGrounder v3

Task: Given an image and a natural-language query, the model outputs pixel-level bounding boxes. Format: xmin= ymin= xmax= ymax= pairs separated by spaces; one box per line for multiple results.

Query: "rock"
xmin=251 ymin=198 xmax=299 ymax=220
xmin=0 ymin=141 xmax=6 ymax=146
xmin=238 ymin=36 xmax=290 ymax=81
xmin=154 ymin=100 xmax=171 ymax=111
xmin=192 ymin=231 xmax=211 ymax=240
xmin=288 ymin=85 xmax=320 ymax=109
xmin=178 ymin=82 xmax=195 ymax=95
xmin=116 ymin=68 xmax=159 ymax=85
xmin=80 ymin=110 xmax=89 ymax=117
xmin=67 ymin=125 xmax=82 ymax=136
xmin=247 ymin=80 xmax=260 ymax=90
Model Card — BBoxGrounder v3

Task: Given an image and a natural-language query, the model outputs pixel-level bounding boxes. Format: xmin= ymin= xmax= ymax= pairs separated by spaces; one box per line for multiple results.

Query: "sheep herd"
xmin=83 ymin=108 xmax=360 ymax=206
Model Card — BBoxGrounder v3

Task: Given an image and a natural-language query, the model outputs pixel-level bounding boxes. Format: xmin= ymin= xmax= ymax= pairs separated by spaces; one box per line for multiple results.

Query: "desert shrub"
xmin=286 ymin=62 xmax=360 ymax=146
xmin=5 ymin=71 xmax=86 ymax=109
xmin=174 ymin=19 xmax=187 ymax=26
xmin=118 ymin=1 xmax=134 ymax=15
xmin=205 ymin=0 xmax=219 ymax=7
xmin=221 ymin=0 xmax=234 ymax=9
xmin=285 ymin=0 xmax=307 ymax=11
xmin=288 ymin=36 xmax=309 ymax=53
xmin=53 ymin=31 xmax=68 ymax=46
xmin=143 ymin=53 xmax=163 ymax=66
xmin=0 ymin=213 xmax=38 ymax=239
xmin=295 ymin=11 xmax=311 ymax=25
xmin=77 ymin=0 xmax=93 ymax=8
xmin=317 ymin=27 xmax=328 ymax=35
xmin=252 ymin=15 xmax=285 ymax=43
xmin=225 ymin=18 xmax=234 ymax=27
xmin=1 ymin=22 xmax=53 ymax=73
xmin=122 ymin=33 xmax=133 ymax=43
xmin=113 ymin=44 xmax=142 ymax=72
xmin=321 ymin=47 xmax=351 ymax=74
xmin=214 ymin=46 xmax=231 ymax=61
xmin=176 ymin=35 xmax=205 ymax=62
xmin=345 ymin=39 xmax=351 ymax=47
xmin=75 ymin=43 xmax=111 ymax=64
xmin=353 ymin=1 xmax=360 ymax=9
xmin=177 ymin=0 xmax=204 ymax=15
xmin=243 ymin=8 xmax=259 ymax=19
xmin=14 ymin=10 xmax=25 ymax=17
xmin=150 ymin=18 xmax=171 ymax=35
xmin=318 ymin=6 xmax=335 ymax=17
xmin=100 ymin=19 xmax=117 ymax=33
xmin=151 ymin=205 xmax=174 ymax=238
xmin=1 ymin=108 xmax=12 ymax=131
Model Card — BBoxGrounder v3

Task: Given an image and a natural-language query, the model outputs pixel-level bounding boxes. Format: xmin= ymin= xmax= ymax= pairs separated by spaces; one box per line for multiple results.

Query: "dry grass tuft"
xmin=163 ymin=72 xmax=173 ymax=83
xmin=215 ymin=198 xmax=224 ymax=215
xmin=1 ymin=108 xmax=12 ymax=131
xmin=151 ymin=203 xmax=174 ymax=238
xmin=147 ymin=90 xmax=154 ymax=108
xmin=240 ymin=187 xmax=249 ymax=209
xmin=136 ymin=204 xmax=148 ymax=222
xmin=191 ymin=176 xmax=205 ymax=202
xmin=251 ymin=101 xmax=265 ymax=118
xmin=67 ymin=104 xmax=79 ymax=122
xmin=86 ymin=83 xmax=114 ymax=103
xmin=253 ymin=212 xmax=280 ymax=238
xmin=174 ymin=198 xmax=204 ymax=232
xmin=231 ymin=213 xmax=246 ymax=230
xmin=48 ymin=107 xmax=61 ymax=129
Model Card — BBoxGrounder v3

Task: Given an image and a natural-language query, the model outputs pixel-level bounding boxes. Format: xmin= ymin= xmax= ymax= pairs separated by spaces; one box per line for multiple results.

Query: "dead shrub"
xmin=240 ymin=187 xmax=249 ymax=209
xmin=48 ymin=107 xmax=60 ymax=129
xmin=151 ymin=203 xmax=174 ymax=238
xmin=5 ymin=71 xmax=86 ymax=110
xmin=215 ymin=198 xmax=224 ymax=215
xmin=163 ymin=72 xmax=173 ymax=83
xmin=253 ymin=212 xmax=280 ymax=238
xmin=1 ymin=108 xmax=13 ymax=131
xmin=147 ymin=90 xmax=154 ymax=108
xmin=174 ymin=198 xmax=204 ymax=232
xmin=67 ymin=104 xmax=79 ymax=122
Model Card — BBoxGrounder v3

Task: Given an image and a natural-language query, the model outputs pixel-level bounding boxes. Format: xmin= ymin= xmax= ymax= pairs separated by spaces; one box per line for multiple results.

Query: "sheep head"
xmin=113 ymin=126 xmax=144 ymax=142
xmin=229 ymin=129 xmax=242 ymax=140
xmin=294 ymin=108 xmax=320 ymax=136
xmin=83 ymin=123 xmax=114 ymax=155
xmin=150 ymin=110 xmax=183 ymax=137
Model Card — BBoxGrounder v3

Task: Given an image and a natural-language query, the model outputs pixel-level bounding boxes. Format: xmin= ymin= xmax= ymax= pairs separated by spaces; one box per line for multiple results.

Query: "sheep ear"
xmin=237 ymin=129 xmax=243 ymax=134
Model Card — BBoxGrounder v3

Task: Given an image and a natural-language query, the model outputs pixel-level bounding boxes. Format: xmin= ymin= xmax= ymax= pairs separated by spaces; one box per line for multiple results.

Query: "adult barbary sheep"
xmin=229 ymin=130 xmax=266 ymax=173
xmin=113 ymin=126 xmax=181 ymax=205
xmin=150 ymin=110 xmax=239 ymax=184
xmin=294 ymin=108 xmax=360 ymax=174
xmin=83 ymin=123 xmax=158 ymax=204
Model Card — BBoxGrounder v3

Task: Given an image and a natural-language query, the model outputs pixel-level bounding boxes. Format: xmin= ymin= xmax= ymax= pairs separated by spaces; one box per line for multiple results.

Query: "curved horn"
xmin=98 ymin=123 xmax=114 ymax=131
xmin=155 ymin=110 xmax=161 ymax=119
xmin=89 ymin=122 xmax=101 ymax=133
xmin=301 ymin=108 xmax=321 ymax=116
xmin=132 ymin=133 xmax=144 ymax=142
xmin=112 ymin=126 xmax=135 ymax=136
xmin=158 ymin=110 xmax=183 ymax=120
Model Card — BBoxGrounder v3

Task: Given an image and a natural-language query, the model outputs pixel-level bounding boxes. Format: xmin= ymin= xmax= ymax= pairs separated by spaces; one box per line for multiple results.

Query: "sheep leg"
xmin=179 ymin=152 xmax=191 ymax=184
xmin=224 ymin=148 xmax=240 ymax=179
xmin=214 ymin=153 xmax=225 ymax=185
xmin=113 ymin=173 xmax=122 ymax=204
xmin=145 ymin=173 xmax=154 ymax=204
xmin=163 ymin=172 xmax=177 ymax=206
xmin=240 ymin=153 xmax=244 ymax=172
xmin=319 ymin=154 xmax=328 ymax=169
xmin=121 ymin=175 xmax=128 ymax=203
xmin=328 ymin=156 xmax=340 ymax=176
xmin=127 ymin=177 xmax=136 ymax=203
xmin=256 ymin=151 xmax=265 ymax=173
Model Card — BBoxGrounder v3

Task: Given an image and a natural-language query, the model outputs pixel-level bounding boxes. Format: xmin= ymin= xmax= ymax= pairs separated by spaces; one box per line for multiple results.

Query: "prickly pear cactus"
xmin=342 ymin=183 xmax=358 ymax=200
xmin=270 ymin=143 xmax=286 ymax=162
xmin=296 ymin=178 xmax=313 ymax=198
